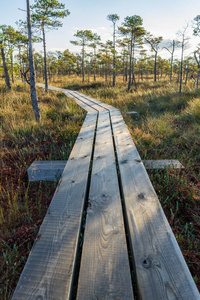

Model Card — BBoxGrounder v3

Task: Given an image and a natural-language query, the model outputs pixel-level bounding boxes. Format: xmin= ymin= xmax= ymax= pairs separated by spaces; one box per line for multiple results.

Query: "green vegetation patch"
xmin=83 ymin=79 xmax=200 ymax=288
xmin=0 ymin=81 xmax=85 ymax=298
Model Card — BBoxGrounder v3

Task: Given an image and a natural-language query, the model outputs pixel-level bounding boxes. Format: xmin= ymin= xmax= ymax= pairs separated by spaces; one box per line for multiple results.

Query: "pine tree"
xmin=107 ymin=14 xmax=120 ymax=87
xmin=89 ymin=33 xmax=101 ymax=81
xmin=119 ymin=16 xmax=146 ymax=90
xmin=71 ymin=30 xmax=94 ymax=82
xmin=0 ymin=26 xmax=11 ymax=89
xmin=145 ymin=33 xmax=163 ymax=82
xmin=26 ymin=0 xmax=41 ymax=122
xmin=31 ymin=0 xmax=70 ymax=92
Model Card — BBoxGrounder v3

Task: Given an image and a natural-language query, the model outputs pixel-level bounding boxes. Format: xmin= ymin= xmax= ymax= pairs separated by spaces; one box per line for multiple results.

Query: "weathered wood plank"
xmin=27 ymin=157 xmax=184 ymax=182
xmin=143 ymin=159 xmax=184 ymax=169
xmin=77 ymin=111 xmax=134 ymax=300
xmin=36 ymin=83 xmax=96 ymax=113
xmin=68 ymin=90 xmax=105 ymax=112
xmin=74 ymin=91 xmax=117 ymax=112
xmin=74 ymin=97 xmax=97 ymax=113
xmin=28 ymin=160 xmax=67 ymax=181
xmin=21 ymin=85 xmax=198 ymax=299
xmin=110 ymin=109 xmax=200 ymax=300
xmin=12 ymin=112 xmax=98 ymax=300
xmin=64 ymin=90 xmax=98 ymax=113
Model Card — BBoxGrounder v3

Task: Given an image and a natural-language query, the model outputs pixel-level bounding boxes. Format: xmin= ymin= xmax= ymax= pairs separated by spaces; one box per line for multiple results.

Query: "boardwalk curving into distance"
xmin=12 ymin=84 xmax=200 ymax=300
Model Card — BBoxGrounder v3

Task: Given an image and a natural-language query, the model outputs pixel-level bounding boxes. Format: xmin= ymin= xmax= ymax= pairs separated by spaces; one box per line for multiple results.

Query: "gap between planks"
xmin=77 ymin=111 xmax=134 ymax=299
xmin=66 ymin=90 xmax=200 ymax=299
xmin=16 ymin=83 xmax=199 ymax=300
xmin=12 ymin=107 xmax=98 ymax=299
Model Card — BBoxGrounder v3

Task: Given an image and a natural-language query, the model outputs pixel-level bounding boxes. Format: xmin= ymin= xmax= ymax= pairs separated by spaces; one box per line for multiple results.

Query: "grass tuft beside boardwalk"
xmin=0 ymin=80 xmax=85 ymax=299
xmin=81 ymin=79 xmax=200 ymax=290
xmin=0 ymin=76 xmax=199 ymax=297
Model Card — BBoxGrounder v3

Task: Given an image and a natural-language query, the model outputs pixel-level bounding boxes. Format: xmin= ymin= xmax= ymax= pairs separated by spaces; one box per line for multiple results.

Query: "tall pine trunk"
xmin=170 ymin=54 xmax=173 ymax=82
xmin=82 ymin=45 xmax=85 ymax=82
xmin=197 ymin=70 xmax=200 ymax=89
xmin=170 ymin=41 xmax=175 ymax=82
xmin=154 ymin=51 xmax=157 ymax=82
xmin=128 ymin=37 xmax=133 ymax=91
xmin=113 ymin=22 xmax=116 ymax=87
xmin=10 ymin=49 xmax=14 ymax=83
xmin=42 ymin=24 xmax=48 ymax=92
xmin=0 ymin=41 xmax=11 ymax=90
xmin=125 ymin=58 xmax=128 ymax=82
xmin=0 ymin=41 xmax=11 ymax=89
xmin=93 ymin=48 xmax=96 ymax=81
xmin=179 ymin=38 xmax=184 ymax=94
xmin=122 ymin=53 xmax=125 ymax=82
xmin=27 ymin=0 xmax=41 ymax=122
xmin=194 ymin=52 xmax=200 ymax=90
xmin=170 ymin=52 xmax=174 ymax=82
xmin=131 ymin=45 xmax=137 ymax=89
xmin=18 ymin=45 xmax=23 ymax=80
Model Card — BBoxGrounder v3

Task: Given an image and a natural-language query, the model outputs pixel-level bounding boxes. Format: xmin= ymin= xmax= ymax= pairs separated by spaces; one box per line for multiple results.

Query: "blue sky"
xmin=1 ymin=0 xmax=200 ymax=58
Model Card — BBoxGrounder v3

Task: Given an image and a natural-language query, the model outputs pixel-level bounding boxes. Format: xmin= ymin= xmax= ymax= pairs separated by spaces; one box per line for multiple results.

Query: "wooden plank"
xmin=36 ymin=83 xmax=63 ymax=93
xmin=36 ymin=84 xmax=106 ymax=113
xmin=143 ymin=159 xmax=184 ymax=169
xmin=31 ymin=84 xmax=198 ymax=298
xmin=110 ymin=109 xmax=200 ymax=300
xmin=77 ymin=111 xmax=134 ymax=300
xmin=68 ymin=91 xmax=105 ymax=112
xmin=36 ymin=84 xmax=96 ymax=113
xmin=63 ymin=90 xmax=98 ymax=113
xmin=74 ymin=97 xmax=97 ymax=113
xmin=28 ymin=160 xmax=67 ymax=181
xmin=74 ymin=91 xmax=117 ymax=112
xmin=12 ymin=112 xmax=98 ymax=300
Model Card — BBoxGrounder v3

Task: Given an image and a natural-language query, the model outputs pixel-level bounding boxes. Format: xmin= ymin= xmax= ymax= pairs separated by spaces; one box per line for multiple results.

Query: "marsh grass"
xmin=1 ymin=76 xmax=199 ymax=297
xmin=0 ymin=80 xmax=85 ymax=298
xmin=75 ymin=78 xmax=200 ymax=288
xmin=48 ymin=76 xmax=199 ymax=288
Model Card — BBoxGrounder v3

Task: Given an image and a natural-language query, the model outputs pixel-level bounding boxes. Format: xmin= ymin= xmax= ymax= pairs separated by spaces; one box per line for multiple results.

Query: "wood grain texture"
xmin=143 ymin=159 xmax=184 ymax=169
xmin=17 ymin=84 xmax=199 ymax=299
xmin=36 ymin=84 xmax=95 ymax=113
xmin=74 ymin=91 xmax=117 ymax=112
xmin=28 ymin=160 xmax=67 ymax=181
xmin=71 ymin=93 xmax=199 ymax=298
xmin=110 ymin=109 xmax=200 ymax=300
xmin=68 ymin=91 xmax=105 ymax=112
xmin=77 ymin=111 xmax=134 ymax=300
xmin=12 ymin=111 xmax=98 ymax=300
xmin=64 ymin=90 xmax=98 ymax=113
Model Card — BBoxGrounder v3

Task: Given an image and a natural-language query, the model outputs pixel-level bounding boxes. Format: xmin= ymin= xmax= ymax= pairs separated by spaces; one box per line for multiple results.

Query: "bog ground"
xmin=0 ymin=76 xmax=199 ymax=299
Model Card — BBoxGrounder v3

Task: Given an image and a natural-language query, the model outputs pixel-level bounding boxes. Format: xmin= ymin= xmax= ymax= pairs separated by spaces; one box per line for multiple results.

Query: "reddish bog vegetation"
xmin=0 ymin=80 xmax=199 ymax=298
xmin=0 ymin=83 xmax=85 ymax=298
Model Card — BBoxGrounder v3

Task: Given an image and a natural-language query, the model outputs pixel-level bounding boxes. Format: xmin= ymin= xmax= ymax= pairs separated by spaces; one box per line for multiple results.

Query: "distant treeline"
xmin=1 ymin=2 xmax=200 ymax=92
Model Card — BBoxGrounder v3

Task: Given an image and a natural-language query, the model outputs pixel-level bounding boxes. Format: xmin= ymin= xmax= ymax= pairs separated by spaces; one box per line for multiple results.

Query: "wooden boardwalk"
xmin=12 ymin=85 xmax=200 ymax=300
